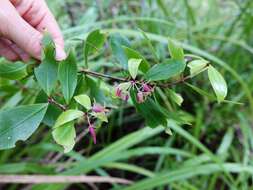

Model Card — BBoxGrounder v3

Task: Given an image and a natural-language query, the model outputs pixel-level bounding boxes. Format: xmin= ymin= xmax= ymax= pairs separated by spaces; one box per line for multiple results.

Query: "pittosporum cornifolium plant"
xmin=0 ymin=29 xmax=229 ymax=153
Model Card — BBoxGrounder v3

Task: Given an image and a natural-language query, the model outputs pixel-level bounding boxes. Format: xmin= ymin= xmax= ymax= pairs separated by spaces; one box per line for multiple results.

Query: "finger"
xmin=0 ymin=0 xmax=43 ymax=60
xmin=1 ymin=38 xmax=30 ymax=62
xmin=11 ymin=0 xmax=66 ymax=61
xmin=0 ymin=40 xmax=19 ymax=61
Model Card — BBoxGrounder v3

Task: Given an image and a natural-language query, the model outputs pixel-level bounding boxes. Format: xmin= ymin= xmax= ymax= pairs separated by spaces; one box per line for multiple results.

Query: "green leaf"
xmin=167 ymin=89 xmax=183 ymax=106
xmin=53 ymin=110 xmax=84 ymax=128
xmin=168 ymin=39 xmax=184 ymax=61
xmin=188 ymin=59 xmax=209 ymax=77
xmin=145 ymin=59 xmax=186 ymax=81
xmin=84 ymin=29 xmax=106 ymax=66
xmin=74 ymin=94 xmax=91 ymax=110
xmin=35 ymin=90 xmax=61 ymax=127
xmin=109 ymin=33 xmax=131 ymax=69
xmin=92 ymin=112 xmax=108 ymax=123
xmin=123 ymin=46 xmax=150 ymax=73
xmin=186 ymin=83 xmax=240 ymax=105
xmin=0 ymin=60 xmax=27 ymax=80
xmin=118 ymin=82 xmax=131 ymax=91
xmin=34 ymin=35 xmax=58 ymax=96
xmin=207 ymin=66 xmax=228 ymax=103
xmin=0 ymin=104 xmax=48 ymax=150
xmin=130 ymin=90 xmax=167 ymax=128
xmin=58 ymin=50 xmax=77 ymax=104
xmin=52 ymin=122 xmax=76 ymax=153
xmin=43 ymin=104 xmax=61 ymax=127
xmin=1 ymin=91 xmax=23 ymax=110
xmin=128 ymin=58 xmax=142 ymax=79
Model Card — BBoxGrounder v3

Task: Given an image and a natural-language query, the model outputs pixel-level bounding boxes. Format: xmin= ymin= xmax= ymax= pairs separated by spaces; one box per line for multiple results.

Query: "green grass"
xmin=1 ymin=0 xmax=253 ymax=189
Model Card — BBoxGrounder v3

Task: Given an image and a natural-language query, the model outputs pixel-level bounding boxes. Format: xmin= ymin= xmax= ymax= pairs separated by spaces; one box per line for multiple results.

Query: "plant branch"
xmin=79 ymin=69 xmax=195 ymax=88
xmin=79 ymin=69 xmax=128 ymax=82
xmin=48 ymin=97 xmax=67 ymax=111
xmin=0 ymin=175 xmax=132 ymax=184
xmin=156 ymin=75 xmax=192 ymax=88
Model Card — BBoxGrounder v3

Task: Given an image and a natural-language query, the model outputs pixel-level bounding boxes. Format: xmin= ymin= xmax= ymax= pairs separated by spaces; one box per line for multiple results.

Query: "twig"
xmin=0 ymin=175 xmax=132 ymax=184
xmin=79 ymin=69 xmax=128 ymax=82
xmin=79 ymin=68 xmax=200 ymax=88
xmin=48 ymin=97 xmax=67 ymax=111
xmin=156 ymin=75 xmax=192 ymax=88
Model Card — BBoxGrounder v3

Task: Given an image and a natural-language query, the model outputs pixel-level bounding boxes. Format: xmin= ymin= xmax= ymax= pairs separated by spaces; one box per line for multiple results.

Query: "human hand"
xmin=0 ymin=0 xmax=66 ymax=62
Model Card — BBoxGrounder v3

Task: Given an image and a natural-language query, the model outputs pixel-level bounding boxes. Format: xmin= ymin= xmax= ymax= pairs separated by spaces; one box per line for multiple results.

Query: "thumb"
xmin=0 ymin=0 xmax=64 ymax=61
xmin=0 ymin=0 xmax=42 ymax=60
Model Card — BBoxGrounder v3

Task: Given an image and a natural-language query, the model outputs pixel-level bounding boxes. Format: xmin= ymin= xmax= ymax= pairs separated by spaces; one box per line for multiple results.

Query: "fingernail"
xmin=55 ymin=44 xmax=66 ymax=61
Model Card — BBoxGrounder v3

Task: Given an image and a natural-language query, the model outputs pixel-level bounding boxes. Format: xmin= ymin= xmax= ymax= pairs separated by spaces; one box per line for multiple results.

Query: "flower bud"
xmin=115 ymin=87 xmax=122 ymax=97
xmin=142 ymin=83 xmax=153 ymax=92
xmin=124 ymin=94 xmax=129 ymax=101
xmin=137 ymin=92 xmax=144 ymax=103
xmin=92 ymin=103 xmax=105 ymax=113
xmin=89 ymin=125 xmax=96 ymax=144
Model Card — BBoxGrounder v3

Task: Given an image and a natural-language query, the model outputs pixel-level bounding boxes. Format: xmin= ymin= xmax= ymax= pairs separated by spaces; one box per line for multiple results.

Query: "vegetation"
xmin=0 ymin=0 xmax=253 ymax=189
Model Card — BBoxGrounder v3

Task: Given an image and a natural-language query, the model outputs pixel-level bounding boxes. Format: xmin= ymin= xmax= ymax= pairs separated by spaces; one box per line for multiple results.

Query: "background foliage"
xmin=0 ymin=0 xmax=253 ymax=189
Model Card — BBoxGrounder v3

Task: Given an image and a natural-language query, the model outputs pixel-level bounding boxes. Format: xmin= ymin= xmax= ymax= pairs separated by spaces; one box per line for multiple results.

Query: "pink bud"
xmin=115 ymin=87 xmax=122 ymax=97
xmin=142 ymin=83 xmax=153 ymax=92
xmin=89 ymin=125 xmax=96 ymax=144
xmin=124 ymin=94 xmax=129 ymax=101
xmin=92 ymin=104 xmax=105 ymax=113
xmin=137 ymin=92 xmax=144 ymax=103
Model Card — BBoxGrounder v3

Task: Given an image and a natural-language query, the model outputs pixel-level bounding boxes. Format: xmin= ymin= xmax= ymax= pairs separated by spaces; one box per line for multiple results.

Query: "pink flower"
xmin=89 ymin=125 xmax=96 ymax=144
xmin=142 ymin=83 xmax=153 ymax=92
xmin=137 ymin=92 xmax=144 ymax=103
xmin=92 ymin=103 xmax=105 ymax=113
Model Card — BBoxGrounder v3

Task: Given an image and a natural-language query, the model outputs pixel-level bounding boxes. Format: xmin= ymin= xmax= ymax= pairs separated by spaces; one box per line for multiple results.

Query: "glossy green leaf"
xmin=207 ymin=66 xmax=227 ymax=103
xmin=34 ymin=35 xmax=58 ymax=96
xmin=123 ymin=46 xmax=150 ymax=73
xmin=128 ymin=58 xmax=142 ymax=79
xmin=130 ymin=90 xmax=167 ymax=128
xmin=84 ymin=29 xmax=106 ymax=66
xmin=168 ymin=39 xmax=184 ymax=61
xmin=53 ymin=110 xmax=84 ymax=128
xmin=109 ymin=33 xmax=131 ymax=69
xmin=58 ymin=50 xmax=77 ymax=104
xmin=145 ymin=59 xmax=186 ymax=81
xmin=0 ymin=60 xmax=27 ymax=80
xmin=188 ymin=59 xmax=209 ymax=77
xmin=74 ymin=94 xmax=91 ymax=110
xmin=52 ymin=122 xmax=76 ymax=153
xmin=0 ymin=104 xmax=48 ymax=150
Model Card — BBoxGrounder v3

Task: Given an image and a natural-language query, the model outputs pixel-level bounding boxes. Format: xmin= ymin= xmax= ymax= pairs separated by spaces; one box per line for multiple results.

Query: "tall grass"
xmin=0 ymin=0 xmax=253 ymax=189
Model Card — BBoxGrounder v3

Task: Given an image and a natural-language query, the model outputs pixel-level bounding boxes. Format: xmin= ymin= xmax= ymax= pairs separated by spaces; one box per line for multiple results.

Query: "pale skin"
xmin=0 ymin=0 xmax=66 ymax=62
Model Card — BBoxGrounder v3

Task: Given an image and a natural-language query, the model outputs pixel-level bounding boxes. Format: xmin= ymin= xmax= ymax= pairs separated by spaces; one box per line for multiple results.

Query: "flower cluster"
xmin=136 ymin=83 xmax=154 ymax=103
xmin=115 ymin=81 xmax=154 ymax=103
